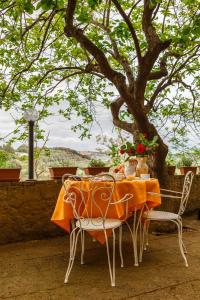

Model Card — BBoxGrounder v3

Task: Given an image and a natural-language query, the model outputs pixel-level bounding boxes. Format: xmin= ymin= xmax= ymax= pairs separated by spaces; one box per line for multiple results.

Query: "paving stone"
xmin=0 ymin=219 xmax=199 ymax=300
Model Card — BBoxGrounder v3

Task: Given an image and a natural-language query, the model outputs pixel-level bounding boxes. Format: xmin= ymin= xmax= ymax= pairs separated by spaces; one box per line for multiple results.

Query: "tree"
xmin=2 ymin=143 xmax=15 ymax=153
xmin=17 ymin=144 xmax=28 ymax=153
xmin=0 ymin=0 xmax=199 ymax=181
xmin=0 ymin=149 xmax=9 ymax=168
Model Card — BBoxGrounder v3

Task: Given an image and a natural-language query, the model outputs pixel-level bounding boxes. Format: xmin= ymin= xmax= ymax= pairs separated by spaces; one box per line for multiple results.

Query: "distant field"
xmin=10 ymin=147 xmax=109 ymax=180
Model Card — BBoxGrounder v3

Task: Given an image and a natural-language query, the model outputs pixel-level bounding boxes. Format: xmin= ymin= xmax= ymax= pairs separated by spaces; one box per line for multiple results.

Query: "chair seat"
xmin=143 ymin=210 xmax=179 ymax=220
xmin=76 ymin=218 xmax=122 ymax=231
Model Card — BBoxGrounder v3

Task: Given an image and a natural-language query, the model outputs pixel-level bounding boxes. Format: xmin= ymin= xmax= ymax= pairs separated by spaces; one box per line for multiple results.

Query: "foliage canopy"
xmin=0 ymin=0 xmax=199 ymax=177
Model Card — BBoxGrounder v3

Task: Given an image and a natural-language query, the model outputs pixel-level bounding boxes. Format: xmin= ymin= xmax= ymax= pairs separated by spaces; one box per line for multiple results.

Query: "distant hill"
xmin=79 ymin=151 xmax=109 ymax=161
xmin=12 ymin=146 xmax=110 ymax=180
xmin=48 ymin=147 xmax=90 ymax=167
xmin=51 ymin=147 xmax=90 ymax=159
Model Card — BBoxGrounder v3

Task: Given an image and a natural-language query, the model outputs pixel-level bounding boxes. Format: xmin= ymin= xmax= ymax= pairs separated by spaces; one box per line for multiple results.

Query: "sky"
xmin=0 ymin=105 xmax=117 ymax=151
xmin=0 ymin=101 xmax=199 ymax=152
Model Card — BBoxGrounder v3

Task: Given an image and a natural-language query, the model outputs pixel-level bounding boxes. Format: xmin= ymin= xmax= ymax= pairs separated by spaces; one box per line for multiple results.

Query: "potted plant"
xmin=84 ymin=159 xmax=110 ymax=175
xmin=0 ymin=149 xmax=21 ymax=182
xmin=177 ymin=155 xmax=197 ymax=175
xmin=48 ymin=159 xmax=77 ymax=179
xmin=166 ymin=153 xmax=176 ymax=175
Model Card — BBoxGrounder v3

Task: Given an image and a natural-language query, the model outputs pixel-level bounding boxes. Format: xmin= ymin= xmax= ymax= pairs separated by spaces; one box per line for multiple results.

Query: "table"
xmin=51 ymin=178 xmax=161 ymax=244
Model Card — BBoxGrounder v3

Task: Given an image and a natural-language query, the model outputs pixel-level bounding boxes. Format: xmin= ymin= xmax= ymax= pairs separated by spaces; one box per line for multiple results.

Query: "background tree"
xmin=0 ymin=149 xmax=9 ymax=168
xmin=1 ymin=143 xmax=15 ymax=154
xmin=0 ymin=0 xmax=199 ymax=181
xmin=17 ymin=144 xmax=28 ymax=153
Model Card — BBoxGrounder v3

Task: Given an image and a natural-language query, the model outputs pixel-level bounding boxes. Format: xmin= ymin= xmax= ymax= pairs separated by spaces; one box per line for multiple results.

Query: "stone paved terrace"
xmin=0 ymin=215 xmax=200 ymax=300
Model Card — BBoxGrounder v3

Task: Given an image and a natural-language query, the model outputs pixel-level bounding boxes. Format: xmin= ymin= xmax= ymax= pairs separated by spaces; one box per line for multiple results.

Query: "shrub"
xmin=49 ymin=158 xmax=75 ymax=167
xmin=0 ymin=150 xmax=20 ymax=168
xmin=0 ymin=150 xmax=9 ymax=168
xmin=88 ymin=159 xmax=106 ymax=167
xmin=166 ymin=153 xmax=176 ymax=166
xmin=177 ymin=155 xmax=193 ymax=167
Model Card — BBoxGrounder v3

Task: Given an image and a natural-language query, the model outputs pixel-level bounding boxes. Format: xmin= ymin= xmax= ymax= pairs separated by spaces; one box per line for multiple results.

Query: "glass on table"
xmin=113 ymin=172 xmax=125 ymax=181
xmin=140 ymin=173 xmax=150 ymax=180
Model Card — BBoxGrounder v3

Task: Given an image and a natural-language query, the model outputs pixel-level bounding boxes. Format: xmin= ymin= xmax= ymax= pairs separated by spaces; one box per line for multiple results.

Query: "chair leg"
xmin=182 ymin=240 xmax=187 ymax=254
xmin=125 ymin=220 xmax=138 ymax=266
xmin=176 ymin=220 xmax=188 ymax=267
xmin=132 ymin=210 xmax=139 ymax=267
xmin=119 ymin=226 xmax=124 ymax=267
xmin=139 ymin=220 xmax=147 ymax=263
xmin=80 ymin=230 xmax=85 ymax=265
xmin=64 ymin=228 xmax=81 ymax=283
xmin=144 ymin=221 xmax=150 ymax=248
xmin=64 ymin=229 xmax=76 ymax=283
xmin=104 ymin=229 xmax=115 ymax=287
xmin=112 ymin=229 xmax=116 ymax=286
xmin=139 ymin=219 xmax=142 ymax=263
xmin=140 ymin=218 xmax=189 ymax=267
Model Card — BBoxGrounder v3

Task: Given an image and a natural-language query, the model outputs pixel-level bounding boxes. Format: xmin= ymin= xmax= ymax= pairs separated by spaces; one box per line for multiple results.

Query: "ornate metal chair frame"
xmin=62 ymin=173 xmax=133 ymax=287
xmin=139 ymin=171 xmax=194 ymax=267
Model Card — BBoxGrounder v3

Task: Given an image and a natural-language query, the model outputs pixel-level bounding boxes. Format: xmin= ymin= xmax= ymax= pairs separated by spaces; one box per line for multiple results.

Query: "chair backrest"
xmin=62 ymin=173 xmax=81 ymax=184
xmin=178 ymin=171 xmax=194 ymax=215
xmin=62 ymin=173 xmax=116 ymax=227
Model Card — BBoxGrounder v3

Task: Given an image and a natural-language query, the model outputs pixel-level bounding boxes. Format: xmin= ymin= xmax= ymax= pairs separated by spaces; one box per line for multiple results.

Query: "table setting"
xmin=51 ymin=133 xmax=162 ymax=275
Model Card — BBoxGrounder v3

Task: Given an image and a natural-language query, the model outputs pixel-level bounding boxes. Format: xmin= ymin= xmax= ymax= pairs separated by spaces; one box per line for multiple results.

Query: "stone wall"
xmin=0 ymin=176 xmax=199 ymax=245
xmin=0 ymin=180 xmax=63 ymax=245
xmin=158 ymin=175 xmax=200 ymax=214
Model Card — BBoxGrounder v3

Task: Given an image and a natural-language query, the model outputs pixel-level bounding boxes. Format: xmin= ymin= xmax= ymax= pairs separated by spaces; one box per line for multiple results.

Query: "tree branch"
xmin=147 ymin=51 xmax=181 ymax=80
xmin=142 ymin=0 xmax=162 ymax=50
xmin=110 ymin=97 xmax=135 ymax=133
xmin=91 ymin=19 xmax=134 ymax=83
xmin=0 ymin=2 xmax=15 ymax=16
xmin=64 ymin=0 xmax=129 ymax=97
xmin=161 ymin=0 xmax=171 ymax=33
xmin=146 ymin=79 xmax=175 ymax=112
xmin=141 ymin=0 xmax=171 ymax=69
xmin=42 ymin=70 xmax=87 ymax=97
xmin=169 ymin=45 xmax=200 ymax=78
xmin=145 ymin=46 xmax=200 ymax=112
xmin=37 ymin=66 xmax=86 ymax=85
xmin=21 ymin=11 xmax=47 ymax=38
xmin=2 ymin=9 xmax=58 ymax=97
xmin=105 ymin=0 xmax=111 ymax=28
xmin=111 ymin=0 xmax=142 ymax=64
xmin=128 ymin=0 xmax=142 ymax=18
xmin=134 ymin=0 xmax=171 ymax=103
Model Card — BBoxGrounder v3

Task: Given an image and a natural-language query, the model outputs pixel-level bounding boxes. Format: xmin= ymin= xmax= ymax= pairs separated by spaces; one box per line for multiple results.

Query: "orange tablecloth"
xmin=51 ymin=179 xmax=161 ymax=243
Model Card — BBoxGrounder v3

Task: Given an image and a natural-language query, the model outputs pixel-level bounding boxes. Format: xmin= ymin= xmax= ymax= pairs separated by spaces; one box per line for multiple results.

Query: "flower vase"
xmin=136 ymin=157 xmax=149 ymax=177
xmin=124 ymin=158 xmax=137 ymax=177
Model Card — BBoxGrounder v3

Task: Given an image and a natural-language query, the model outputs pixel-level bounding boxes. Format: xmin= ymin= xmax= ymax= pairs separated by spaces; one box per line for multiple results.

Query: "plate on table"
xmin=81 ymin=175 xmax=93 ymax=181
xmin=139 ymin=178 xmax=149 ymax=180
xmin=113 ymin=174 xmax=125 ymax=181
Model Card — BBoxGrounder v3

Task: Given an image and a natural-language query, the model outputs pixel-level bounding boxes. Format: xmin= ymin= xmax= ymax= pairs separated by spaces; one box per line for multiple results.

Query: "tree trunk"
xmin=110 ymin=94 xmax=168 ymax=183
xmin=154 ymin=139 xmax=168 ymax=185
xmin=136 ymin=124 xmax=168 ymax=184
xmin=127 ymin=102 xmax=169 ymax=184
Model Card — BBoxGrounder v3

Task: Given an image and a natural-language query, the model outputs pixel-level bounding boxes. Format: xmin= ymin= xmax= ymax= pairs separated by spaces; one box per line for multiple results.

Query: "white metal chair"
xmin=62 ymin=173 xmax=133 ymax=287
xmin=139 ymin=171 xmax=194 ymax=267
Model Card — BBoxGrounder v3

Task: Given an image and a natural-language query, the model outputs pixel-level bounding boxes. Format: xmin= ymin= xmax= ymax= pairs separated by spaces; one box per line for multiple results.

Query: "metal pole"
xmin=28 ymin=121 xmax=34 ymax=180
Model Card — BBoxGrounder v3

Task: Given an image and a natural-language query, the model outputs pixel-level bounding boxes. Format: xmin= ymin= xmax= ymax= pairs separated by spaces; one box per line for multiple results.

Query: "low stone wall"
xmin=157 ymin=175 xmax=200 ymax=214
xmin=0 ymin=176 xmax=199 ymax=244
xmin=0 ymin=180 xmax=63 ymax=245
